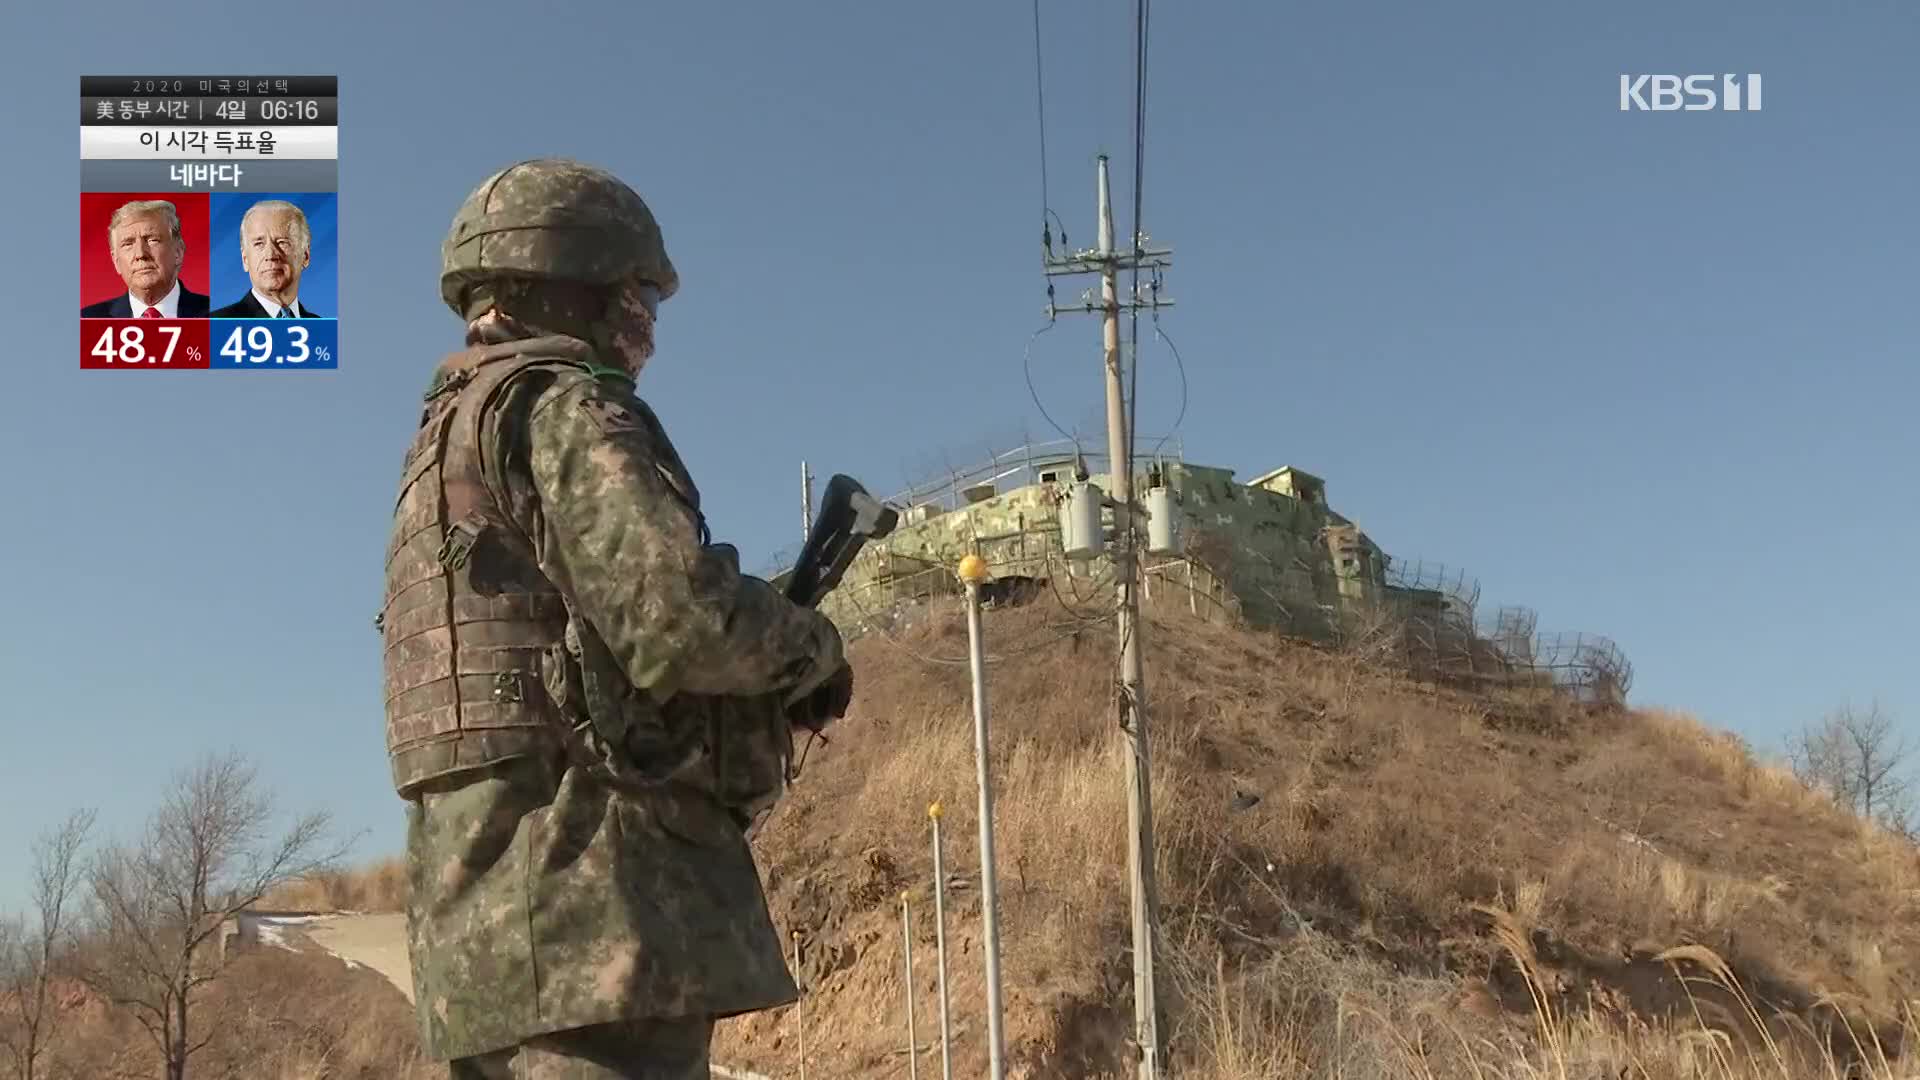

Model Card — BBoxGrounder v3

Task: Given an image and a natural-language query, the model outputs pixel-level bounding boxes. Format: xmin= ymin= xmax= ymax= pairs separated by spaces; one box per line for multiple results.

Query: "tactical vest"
xmin=380 ymin=344 xmax=576 ymax=798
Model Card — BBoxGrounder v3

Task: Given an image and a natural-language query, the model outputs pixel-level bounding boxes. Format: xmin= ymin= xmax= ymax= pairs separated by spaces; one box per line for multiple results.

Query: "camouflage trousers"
xmin=447 ymin=1016 xmax=713 ymax=1080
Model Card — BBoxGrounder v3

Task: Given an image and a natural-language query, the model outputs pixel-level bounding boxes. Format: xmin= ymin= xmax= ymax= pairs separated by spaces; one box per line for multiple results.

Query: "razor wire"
xmin=882 ymin=434 xmax=1186 ymax=518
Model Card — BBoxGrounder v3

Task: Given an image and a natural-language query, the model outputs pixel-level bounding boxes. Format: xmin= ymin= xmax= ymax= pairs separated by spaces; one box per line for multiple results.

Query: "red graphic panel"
xmin=79 ymin=192 xmax=210 ymax=314
xmin=79 ymin=319 xmax=212 ymax=370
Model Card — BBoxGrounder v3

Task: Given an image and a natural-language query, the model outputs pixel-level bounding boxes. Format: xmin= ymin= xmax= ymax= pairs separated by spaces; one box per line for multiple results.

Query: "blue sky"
xmin=2 ymin=1 xmax=1914 ymax=910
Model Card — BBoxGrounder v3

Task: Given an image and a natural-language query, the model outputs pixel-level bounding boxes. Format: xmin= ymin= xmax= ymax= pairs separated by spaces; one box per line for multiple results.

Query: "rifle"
xmin=776 ymin=473 xmax=899 ymax=608
xmin=765 ymin=473 xmax=897 ymax=781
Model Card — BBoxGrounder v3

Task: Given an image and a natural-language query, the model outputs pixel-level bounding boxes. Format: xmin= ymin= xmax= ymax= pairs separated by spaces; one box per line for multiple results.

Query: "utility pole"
xmin=1042 ymin=153 xmax=1173 ymax=1080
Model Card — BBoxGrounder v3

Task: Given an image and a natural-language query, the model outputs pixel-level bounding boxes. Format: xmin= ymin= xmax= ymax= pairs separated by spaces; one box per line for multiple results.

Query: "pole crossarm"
xmin=1045 ymin=298 xmax=1176 ymax=317
xmin=1043 ymin=249 xmax=1173 ymax=277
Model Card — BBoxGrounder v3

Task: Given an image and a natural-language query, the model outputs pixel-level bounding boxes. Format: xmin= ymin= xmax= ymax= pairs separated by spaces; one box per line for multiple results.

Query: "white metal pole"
xmin=791 ymin=931 xmax=807 ymax=1080
xmin=901 ymin=891 xmax=919 ymax=1080
xmin=957 ymin=555 xmax=1007 ymax=1080
xmin=930 ymin=803 xmax=954 ymax=1080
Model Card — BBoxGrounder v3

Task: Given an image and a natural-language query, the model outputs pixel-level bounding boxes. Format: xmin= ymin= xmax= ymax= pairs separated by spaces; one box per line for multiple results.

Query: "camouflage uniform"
xmin=381 ymin=159 xmax=848 ymax=1079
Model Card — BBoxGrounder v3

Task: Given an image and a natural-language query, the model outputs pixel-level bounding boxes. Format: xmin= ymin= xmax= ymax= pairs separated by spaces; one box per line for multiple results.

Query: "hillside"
xmin=717 ymin=596 xmax=1920 ymax=1078
xmin=21 ymin=597 xmax=1917 ymax=1079
xmin=25 ymin=944 xmax=434 ymax=1079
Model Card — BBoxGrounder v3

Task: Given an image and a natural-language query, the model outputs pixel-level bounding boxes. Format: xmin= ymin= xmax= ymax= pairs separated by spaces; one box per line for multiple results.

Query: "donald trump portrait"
xmin=80 ymin=199 xmax=210 ymax=318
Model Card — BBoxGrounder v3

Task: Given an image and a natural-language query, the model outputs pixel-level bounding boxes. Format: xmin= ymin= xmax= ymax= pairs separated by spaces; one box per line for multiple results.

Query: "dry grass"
xmin=24 ymin=592 xmax=1920 ymax=1077
xmin=257 ymin=855 xmax=409 ymax=913
xmin=1177 ymin=917 xmax=1920 ymax=1080
xmin=714 ymin=592 xmax=1920 ymax=1079
xmin=35 ymin=947 xmax=433 ymax=1080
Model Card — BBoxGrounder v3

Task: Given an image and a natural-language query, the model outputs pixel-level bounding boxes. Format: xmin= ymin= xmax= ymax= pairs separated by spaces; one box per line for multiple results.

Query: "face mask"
xmin=606 ymin=280 xmax=659 ymax=375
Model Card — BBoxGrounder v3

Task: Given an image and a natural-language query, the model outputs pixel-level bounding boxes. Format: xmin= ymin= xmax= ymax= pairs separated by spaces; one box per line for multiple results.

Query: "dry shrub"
xmin=40 ymin=946 xmax=433 ymax=1080
xmin=1181 ymin=909 xmax=1920 ymax=1079
xmin=1539 ymin=836 xmax=1786 ymax=948
xmin=1164 ymin=924 xmax=1478 ymax=1080
xmin=196 ymin=948 xmax=435 ymax=1079
xmin=259 ymin=855 xmax=409 ymax=913
xmin=1637 ymin=707 xmax=1760 ymax=788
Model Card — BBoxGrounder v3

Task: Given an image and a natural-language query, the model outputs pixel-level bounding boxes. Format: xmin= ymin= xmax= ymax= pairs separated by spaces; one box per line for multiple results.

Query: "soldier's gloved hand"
xmin=788 ymin=661 xmax=853 ymax=734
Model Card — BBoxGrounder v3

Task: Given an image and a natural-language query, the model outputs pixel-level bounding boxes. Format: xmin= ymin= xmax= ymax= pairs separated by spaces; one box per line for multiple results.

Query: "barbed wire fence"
xmin=887 ymin=433 xmax=1186 ymax=517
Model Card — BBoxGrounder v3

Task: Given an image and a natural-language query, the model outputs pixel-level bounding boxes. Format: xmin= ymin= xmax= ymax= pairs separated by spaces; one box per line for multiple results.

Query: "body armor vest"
xmin=380 ymin=344 xmax=575 ymax=797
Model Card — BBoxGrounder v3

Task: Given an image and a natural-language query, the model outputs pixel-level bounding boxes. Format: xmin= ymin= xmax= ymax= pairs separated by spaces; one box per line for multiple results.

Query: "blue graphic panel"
xmin=209 ymin=318 xmax=338 ymax=370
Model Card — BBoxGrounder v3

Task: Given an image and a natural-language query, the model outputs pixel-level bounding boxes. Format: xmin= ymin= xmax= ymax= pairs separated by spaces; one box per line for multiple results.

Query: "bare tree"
xmin=1788 ymin=701 xmax=1915 ymax=833
xmin=0 ymin=919 xmax=26 ymax=1078
xmin=0 ymin=808 xmax=96 ymax=1080
xmin=71 ymin=752 xmax=346 ymax=1080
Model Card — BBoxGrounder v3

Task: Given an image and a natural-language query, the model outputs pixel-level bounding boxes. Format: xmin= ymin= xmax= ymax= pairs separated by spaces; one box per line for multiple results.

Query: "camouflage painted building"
xmin=816 ymin=439 xmax=1631 ymax=703
xmin=819 ymin=442 xmax=1405 ymax=641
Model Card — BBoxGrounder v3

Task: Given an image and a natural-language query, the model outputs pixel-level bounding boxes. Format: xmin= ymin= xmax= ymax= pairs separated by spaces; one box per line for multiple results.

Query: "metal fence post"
xmin=901 ymin=891 xmax=919 ymax=1080
xmin=958 ymin=554 xmax=1008 ymax=1080
xmin=930 ymin=803 xmax=954 ymax=1080
xmin=791 ymin=930 xmax=807 ymax=1080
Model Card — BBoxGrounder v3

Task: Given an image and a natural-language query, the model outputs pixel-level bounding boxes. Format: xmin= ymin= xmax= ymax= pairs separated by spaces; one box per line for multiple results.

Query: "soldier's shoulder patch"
xmin=578 ymin=395 xmax=646 ymax=437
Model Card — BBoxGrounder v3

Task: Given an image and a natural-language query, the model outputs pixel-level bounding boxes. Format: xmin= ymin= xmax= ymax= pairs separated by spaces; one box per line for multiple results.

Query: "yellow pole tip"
xmin=956 ymin=554 xmax=989 ymax=583
xmin=900 ymin=890 xmax=911 ymax=903
xmin=928 ymin=801 xmax=943 ymax=819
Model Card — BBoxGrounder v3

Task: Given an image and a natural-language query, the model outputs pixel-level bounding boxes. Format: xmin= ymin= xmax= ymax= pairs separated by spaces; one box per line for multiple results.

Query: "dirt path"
xmin=298 ymin=912 xmax=416 ymax=1003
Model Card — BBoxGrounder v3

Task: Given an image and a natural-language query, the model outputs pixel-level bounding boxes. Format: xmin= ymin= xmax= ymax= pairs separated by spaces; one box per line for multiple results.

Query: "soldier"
xmin=380 ymin=157 xmax=853 ymax=1078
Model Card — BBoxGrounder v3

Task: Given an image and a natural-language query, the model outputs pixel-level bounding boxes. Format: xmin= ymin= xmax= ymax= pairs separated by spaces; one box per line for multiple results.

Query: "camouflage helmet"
xmin=439 ymin=157 xmax=679 ymax=317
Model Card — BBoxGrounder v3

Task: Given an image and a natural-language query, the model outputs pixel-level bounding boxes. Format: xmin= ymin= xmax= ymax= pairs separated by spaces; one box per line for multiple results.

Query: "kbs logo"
xmin=1619 ymin=74 xmax=1763 ymax=111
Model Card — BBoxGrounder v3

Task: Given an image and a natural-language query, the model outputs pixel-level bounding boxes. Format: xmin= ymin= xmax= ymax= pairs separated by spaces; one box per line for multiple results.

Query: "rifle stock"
xmin=782 ymin=474 xmax=898 ymax=609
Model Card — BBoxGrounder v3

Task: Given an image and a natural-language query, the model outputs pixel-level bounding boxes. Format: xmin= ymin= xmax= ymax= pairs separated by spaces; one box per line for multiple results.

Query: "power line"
xmin=1125 ymin=4 xmax=1165 ymax=1074
xmin=1146 ymin=318 xmax=1188 ymax=460
xmin=1032 ymin=8 xmax=1173 ymax=1073
xmin=1032 ymin=0 xmax=1058 ymax=252
xmin=1022 ymin=320 xmax=1079 ymax=448
xmin=1125 ymin=0 xmax=1152 ymax=498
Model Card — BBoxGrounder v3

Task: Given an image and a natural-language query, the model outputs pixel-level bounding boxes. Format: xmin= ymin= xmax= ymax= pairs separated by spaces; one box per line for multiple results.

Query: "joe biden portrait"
xmin=212 ymin=199 xmax=324 ymax=319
